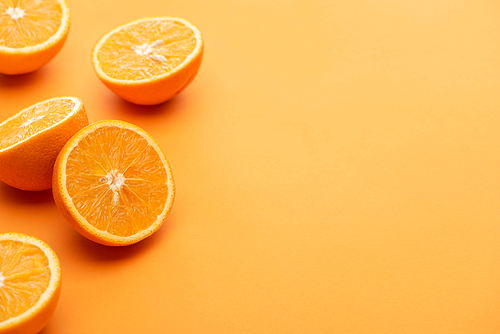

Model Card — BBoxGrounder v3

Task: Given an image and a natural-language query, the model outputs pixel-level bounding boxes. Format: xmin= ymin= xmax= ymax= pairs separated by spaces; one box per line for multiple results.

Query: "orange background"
xmin=2 ymin=0 xmax=500 ymax=332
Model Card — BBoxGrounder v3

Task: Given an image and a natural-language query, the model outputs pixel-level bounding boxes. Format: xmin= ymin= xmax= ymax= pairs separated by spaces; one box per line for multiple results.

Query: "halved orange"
xmin=52 ymin=120 xmax=175 ymax=246
xmin=0 ymin=233 xmax=62 ymax=334
xmin=92 ymin=17 xmax=203 ymax=105
xmin=0 ymin=0 xmax=71 ymax=75
xmin=0 ymin=96 xmax=89 ymax=191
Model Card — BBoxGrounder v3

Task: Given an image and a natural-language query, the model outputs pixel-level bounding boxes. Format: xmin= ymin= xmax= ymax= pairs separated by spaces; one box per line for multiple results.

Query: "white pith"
xmin=5 ymin=7 xmax=25 ymax=20
xmin=101 ymin=170 xmax=126 ymax=206
xmin=0 ymin=272 xmax=4 ymax=288
xmin=131 ymin=40 xmax=167 ymax=63
xmin=20 ymin=114 xmax=46 ymax=128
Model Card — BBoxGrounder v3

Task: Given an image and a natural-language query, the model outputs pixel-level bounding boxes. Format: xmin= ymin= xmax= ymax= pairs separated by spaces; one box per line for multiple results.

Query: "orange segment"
xmin=0 ymin=0 xmax=70 ymax=75
xmin=92 ymin=17 xmax=203 ymax=105
xmin=0 ymin=96 xmax=89 ymax=191
xmin=65 ymin=128 xmax=169 ymax=237
xmin=53 ymin=120 xmax=175 ymax=246
xmin=0 ymin=233 xmax=61 ymax=334
xmin=0 ymin=240 xmax=51 ymax=321
xmin=0 ymin=0 xmax=63 ymax=48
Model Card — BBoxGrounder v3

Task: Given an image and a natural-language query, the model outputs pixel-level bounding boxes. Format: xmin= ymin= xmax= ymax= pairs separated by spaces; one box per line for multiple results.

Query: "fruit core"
xmin=100 ymin=170 xmax=126 ymax=206
xmin=0 ymin=272 xmax=4 ymax=288
xmin=20 ymin=114 xmax=46 ymax=128
xmin=5 ymin=7 xmax=25 ymax=20
xmin=131 ymin=40 xmax=167 ymax=63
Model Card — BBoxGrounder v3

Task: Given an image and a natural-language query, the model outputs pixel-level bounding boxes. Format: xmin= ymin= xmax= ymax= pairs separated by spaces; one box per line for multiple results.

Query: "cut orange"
xmin=0 ymin=233 xmax=61 ymax=334
xmin=0 ymin=0 xmax=71 ymax=75
xmin=92 ymin=17 xmax=204 ymax=105
xmin=0 ymin=96 xmax=89 ymax=191
xmin=52 ymin=120 xmax=175 ymax=246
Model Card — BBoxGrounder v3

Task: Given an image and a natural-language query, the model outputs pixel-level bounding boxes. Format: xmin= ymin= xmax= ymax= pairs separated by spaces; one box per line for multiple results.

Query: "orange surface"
xmin=0 ymin=0 xmax=70 ymax=75
xmin=52 ymin=120 xmax=175 ymax=246
xmin=1 ymin=0 xmax=500 ymax=333
xmin=0 ymin=233 xmax=61 ymax=334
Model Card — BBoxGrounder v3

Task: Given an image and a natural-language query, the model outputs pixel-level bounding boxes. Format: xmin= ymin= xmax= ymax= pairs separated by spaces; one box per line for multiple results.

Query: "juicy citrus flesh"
xmin=96 ymin=18 xmax=197 ymax=81
xmin=0 ymin=0 xmax=63 ymax=48
xmin=0 ymin=240 xmax=51 ymax=322
xmin=65 ymin=125 xmax=171 ymax=237
xmin=0 ymin=97 xmax=76 ymax=151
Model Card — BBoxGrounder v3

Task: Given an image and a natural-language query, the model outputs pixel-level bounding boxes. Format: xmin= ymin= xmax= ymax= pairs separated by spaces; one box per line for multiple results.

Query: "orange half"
xmin=0 ymin=96 xmax=89 ymax=191
xmin=0 ymin=0 xmax=71 ymax=74
xmin=53 ymin=120 xmax=175 ymax=246
xmin=92 ymin=17 xmax=203 ymax=105
xmin=0 ymin=233 xmax=61 ymax=334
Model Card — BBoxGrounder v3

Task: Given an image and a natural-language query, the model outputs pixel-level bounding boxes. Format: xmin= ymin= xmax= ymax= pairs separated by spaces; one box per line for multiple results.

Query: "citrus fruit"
xmin=92 ymin=16 xmax=203 ymax=105
xmin=52 ymin=120 xmax=176 ymax=246
xmin=0 ymin=96 xmax=89 ymax=191
xmin=0 ymin=232 xmax=62 ymax=334
xmin=0 ymin=0 xmax=71 ymax=75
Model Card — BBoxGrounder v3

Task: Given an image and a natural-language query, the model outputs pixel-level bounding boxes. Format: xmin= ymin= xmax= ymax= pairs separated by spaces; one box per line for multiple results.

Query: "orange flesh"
xmin=65 ymin=126 xmax=170 ymax=237
xmin=0 ymin=98 xmax=75 ymax=151
xmin=0 ymin=240 xmax=51 ymax=322
xmin=0 ymin=0 xmax=63 ymax=48
xmin=97 ymin=19 xmax=197 ymax=81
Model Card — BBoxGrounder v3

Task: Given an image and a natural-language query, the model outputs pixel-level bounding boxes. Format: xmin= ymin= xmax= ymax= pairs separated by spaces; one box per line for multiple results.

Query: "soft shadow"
xmin=69 ymin=214 xmax=175 ymax=262
xmin=110 ymin=94 xmax=186 ymax=118
xmin=39 ymin=322 xmax=56 ymax=334
xmin=0 ymin=68 xmax=48 ymax=89
xmin=0 ymin=182 xmax=54 ymax=205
